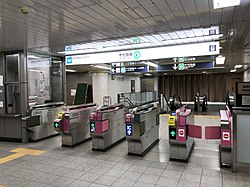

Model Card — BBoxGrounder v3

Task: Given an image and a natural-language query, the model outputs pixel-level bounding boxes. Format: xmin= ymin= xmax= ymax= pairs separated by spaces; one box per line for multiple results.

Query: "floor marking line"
xmin=0 ymin=148 xmax=46 ymax=164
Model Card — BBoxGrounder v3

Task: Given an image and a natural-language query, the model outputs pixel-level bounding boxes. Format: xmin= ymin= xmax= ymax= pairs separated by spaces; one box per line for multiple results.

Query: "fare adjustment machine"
xmin=125 ymin=103 xmax=159 ymax=156
xmin=89 ymin=103 xmax=126 ymax=151
xmin=54 ymin=103 xmax=97 ymax=146
xmin=168 ymin=106 xmax=194 ymax=161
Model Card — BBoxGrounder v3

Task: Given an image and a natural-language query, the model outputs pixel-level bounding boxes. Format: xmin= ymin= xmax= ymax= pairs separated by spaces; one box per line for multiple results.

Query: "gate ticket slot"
xmin=168 ymin=105 xmax=194 ymax=161
xmin=90 ymin=103 xmax=126 ymax=151
xmin=54 ymin=103 xmax=97 ymax=146
xmin=125 ymin=103 xmax=159 ymax=156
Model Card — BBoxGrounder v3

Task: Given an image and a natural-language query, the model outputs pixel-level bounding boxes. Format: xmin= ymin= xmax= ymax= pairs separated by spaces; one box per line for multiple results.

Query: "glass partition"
xmin=118 ymin=91 xmax=157 ymax=108
xmin=27 ymin=53 xmax=63 ymax=105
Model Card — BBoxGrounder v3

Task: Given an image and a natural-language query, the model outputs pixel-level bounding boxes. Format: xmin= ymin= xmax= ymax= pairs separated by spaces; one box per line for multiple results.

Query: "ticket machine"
xmin=54 ymin=103 xmax=97 ymax=146
xmin=125 ymin=103 xmax=159 ymax=156
xmin=89 ymin=103 xmax=126 ymax=151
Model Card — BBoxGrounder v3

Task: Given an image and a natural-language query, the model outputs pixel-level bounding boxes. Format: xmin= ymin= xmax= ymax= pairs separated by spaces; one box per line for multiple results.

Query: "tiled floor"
xmin=0 ymin=116 xmax=250 ymax=187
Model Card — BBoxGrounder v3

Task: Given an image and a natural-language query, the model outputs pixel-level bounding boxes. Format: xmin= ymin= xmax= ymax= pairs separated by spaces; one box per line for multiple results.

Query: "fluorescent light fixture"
xmin=234 ymin=64 xmax=243 ymax=69
xmin=216 ymin=55 xmax=225 ymax=65
xmin=146 ymin=61 xmax=158 ymax=68
xmin=28 ymin=55 xmax=40 ymax=59
xmin=203 ymin=71 xmax=207 ymax=74
xmin=230 ymin=69 xmax=236 ymax=73
xmin=66 ymin=69 xmax=77 ymax=72
xmin=28 ymin=69 xmax=44 ymax=73
xmin=93 ymin=65 xmax=110 ymax=70
xmin=144 ymin=73 xmax=152 ymax=76
xmin=213 ymin=0 xmax=240 ymax=9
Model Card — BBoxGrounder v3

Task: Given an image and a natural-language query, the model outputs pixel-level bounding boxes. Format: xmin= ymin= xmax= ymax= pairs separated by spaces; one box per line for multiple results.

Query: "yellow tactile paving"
xmin=0 ymin=148 xmax=46 ymax=164
xmin=160 ymin=114 xmax=170 ymax=116
xmin=0 ymin=184 xmax=5 ymax=187
xmin=194 ymin=115 xmax=220 ymax=119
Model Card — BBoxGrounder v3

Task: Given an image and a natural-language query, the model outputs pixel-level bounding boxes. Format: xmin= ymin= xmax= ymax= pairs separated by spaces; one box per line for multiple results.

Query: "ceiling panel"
xmin=195 ymin=0 xmax=210 ymax=26
xmin=180 ymin=0 xmax=200 ymax=27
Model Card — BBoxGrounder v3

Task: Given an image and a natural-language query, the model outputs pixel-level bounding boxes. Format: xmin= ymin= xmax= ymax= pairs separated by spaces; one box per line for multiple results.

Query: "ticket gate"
xmin=125 ymin=103 xmax=159 ymax=156
xmin=219 ymin=106 xmax=232 ymax=166
xmin=194 ymin=93 xmax=208 ymax=112
xmin=89 ymin=103 xmax=126 ymax=151
xmin=26 ymin=102 xmax=64 ymax=141
xmin=168 ymin=106 xmax=194 ymax=161
xmin=54 ymin=103 xmax=97 ymax=146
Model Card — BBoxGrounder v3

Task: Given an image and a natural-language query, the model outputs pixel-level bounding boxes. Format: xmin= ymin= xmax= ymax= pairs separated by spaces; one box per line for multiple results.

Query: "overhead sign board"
xmin=157 ymin=61 xmax=214 ymax=71
xmin=66 ymin=42 xmax=220 ymax=65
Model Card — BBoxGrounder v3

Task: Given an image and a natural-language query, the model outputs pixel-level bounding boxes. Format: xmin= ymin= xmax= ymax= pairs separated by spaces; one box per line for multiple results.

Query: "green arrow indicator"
xmin=54 ymin=123 xmax=59 ymax=128
xmin=170 ymin=131 xmax=175 ymax=137
xmin=91 ymin=123 xmax=95 ymax=127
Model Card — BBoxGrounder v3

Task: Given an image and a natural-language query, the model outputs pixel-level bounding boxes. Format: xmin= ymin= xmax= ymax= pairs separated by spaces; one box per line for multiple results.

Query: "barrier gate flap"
xmin=187 ymin=124 xmax=202 ymax=139
xmin=205 ymin=126 xmax=221 ymax=139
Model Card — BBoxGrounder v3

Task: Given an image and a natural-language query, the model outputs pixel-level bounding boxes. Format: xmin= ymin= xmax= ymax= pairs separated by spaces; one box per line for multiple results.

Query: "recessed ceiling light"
xmin=230 ymin=69 xmax=236 ymax=73
xmin=234 ymin=64 xmax=243 ymax=69
xmin=202 ymin=71 xmax=207 ymax=74
xmin=146 ymin=61 xmax=158 ymax=68
xmin=93 ymin=65 xmax=110 ymax=70
xmin=145 ymin=73 xmax=152 ymax=76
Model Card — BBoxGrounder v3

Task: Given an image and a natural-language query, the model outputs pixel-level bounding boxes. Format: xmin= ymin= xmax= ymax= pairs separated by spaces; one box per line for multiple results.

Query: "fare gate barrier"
xmin=125 ymin=103 xmax=159 ymax=156
xmin=89 ymin=103 xmax=126 ymax=151
xmin=54 ymin=103 xmax=97 ymax=147
xmin=168 ymin=106 xmax=232 ymax=165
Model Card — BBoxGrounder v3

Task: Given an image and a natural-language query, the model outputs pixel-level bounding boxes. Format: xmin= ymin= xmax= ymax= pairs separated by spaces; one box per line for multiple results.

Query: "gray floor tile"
xmin=99 ymin=160 xmax=117 ymax=168
xmin=89 ymin=183 xmax=108 ymax=187
xmin=132 ymin=181 xmax=155 ymax=187
xmin=183 ymin=166 xmax=202 ymax=175
xmin=177 ymin=179 xmax=200 ymax=187
xmin=133 ymin=160 xmax=152 ymax=167
xmin=111 ymin=178 xmax=136 ymax=187
xmin=138 ymin=173 xmax=160 ymax=184
xmin=76 ymin=163 xmax=95 ymax=172
xmin=144 ymin=167 xmax=164 ymax=176
xmin=79 ymin=172 xmax=102 ymax=183
xmin=23 ymin=182 xmax=46 ymax=187
xmin=245 ymin=182 xmax=250 ymax=187
xmin=222 ymin=179 xmax=245 ymax=187
xmin=36 ymin=173 xmax=60 ymax=184
xmin=161 ymin=170 xmax=182 ymax=179
xmin=50 ymin=167 xmax=72 ymax=176
xmin=180 ymin=172 xmax=201 ymax=183
xmin=156 ymin=176 xmax=179 ymax=187
xmin=127 ymin=165 xmax=147 ymax=173
xmin=94 ymin=175 xmax=118 ymax=186
xmin=113 ymin=163 xmax=132 ymax=170
xmin=148 ymin=162 xmax=167 ymax=169
xmin=121 ymin=171 xmax=142 ymax=181
xmin=105 ymin=168 xmax=126 ymax=177
xmin=201 ymin=176 xmax=222 ymax=187
xmin=166 ymin=163 xmax=185 ymax=172
xmin=23 ymin=171 xmax=47 ymax=180
xmin=50 ymin=176 xmax=75 ymax=187
xmin=107 ymin=156 xmax=124 ymax=162
xmin=63 ymin=169 xmax=86 ymax=179
xmin=38 ymin=164 xmax=58 ymax=173
xmin=70 ymin=179 xmax=91 ymax=187
xmin=202 ymin=168 xmax=222 ymax=178
xmin=90 ymin=166 xmax=111 ymax=175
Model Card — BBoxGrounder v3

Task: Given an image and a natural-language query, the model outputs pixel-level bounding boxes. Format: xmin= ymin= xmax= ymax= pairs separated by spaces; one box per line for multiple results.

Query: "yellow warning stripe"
xmin=194 ymin=115 xmax=220 ymax=119
xmin=0 ymin=185 xmax=5 ymax=187
xmin=160 ymin=114 xmax=170 ymax=116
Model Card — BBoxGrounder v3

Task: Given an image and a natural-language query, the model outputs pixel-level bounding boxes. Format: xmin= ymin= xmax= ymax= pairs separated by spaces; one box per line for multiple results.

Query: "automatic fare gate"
xmin=168 ymin=105 xmax=232 ymax=166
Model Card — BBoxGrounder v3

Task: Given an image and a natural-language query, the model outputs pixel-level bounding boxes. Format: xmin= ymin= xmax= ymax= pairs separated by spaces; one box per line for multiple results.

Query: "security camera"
xmin=21 ymin=5 xmax=30 ymax=14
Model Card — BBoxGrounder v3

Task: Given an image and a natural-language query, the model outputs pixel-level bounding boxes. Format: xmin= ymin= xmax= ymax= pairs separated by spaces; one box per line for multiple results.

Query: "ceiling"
xmin=1 ymin=0 xmax=250 ymax=71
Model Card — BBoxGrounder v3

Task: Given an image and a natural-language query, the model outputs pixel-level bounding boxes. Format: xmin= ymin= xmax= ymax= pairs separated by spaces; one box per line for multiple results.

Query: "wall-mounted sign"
xmin=158 ymin=61 xmax=214 ymax=71
xmin=173 ymin=57 xmax=196 ymax=63
xmin=66 ymin=42 xmax=220 ymax=65
xmin=111 ymin=66 xmax=149 ymax=74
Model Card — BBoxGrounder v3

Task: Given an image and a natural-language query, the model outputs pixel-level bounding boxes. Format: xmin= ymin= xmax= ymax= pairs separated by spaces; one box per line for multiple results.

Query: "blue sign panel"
xmin=126 ymin=124 xmax=132 ymax=136
xmin=66 ymin=56 xmax=73 ymax=64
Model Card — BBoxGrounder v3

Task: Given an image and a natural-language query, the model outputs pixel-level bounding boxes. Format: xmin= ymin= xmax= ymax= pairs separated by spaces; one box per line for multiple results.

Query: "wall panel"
xmin=159 ymin=73 xmax=242 ymax=102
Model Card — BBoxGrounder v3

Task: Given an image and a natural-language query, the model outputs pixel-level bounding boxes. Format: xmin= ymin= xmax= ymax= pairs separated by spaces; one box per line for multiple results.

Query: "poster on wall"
xmin=71 ymin=89 xmax=76 ymax=96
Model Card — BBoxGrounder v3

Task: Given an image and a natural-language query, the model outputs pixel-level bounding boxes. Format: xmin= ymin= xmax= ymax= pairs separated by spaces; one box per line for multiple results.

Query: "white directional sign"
xmin=66 ymin=42 xmax=220 ymax=65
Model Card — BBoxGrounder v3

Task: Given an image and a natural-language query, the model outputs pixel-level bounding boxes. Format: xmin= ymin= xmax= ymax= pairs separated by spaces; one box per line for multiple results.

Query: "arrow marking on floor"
xmin=0 ymin=148 xmax=46 ymax=164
